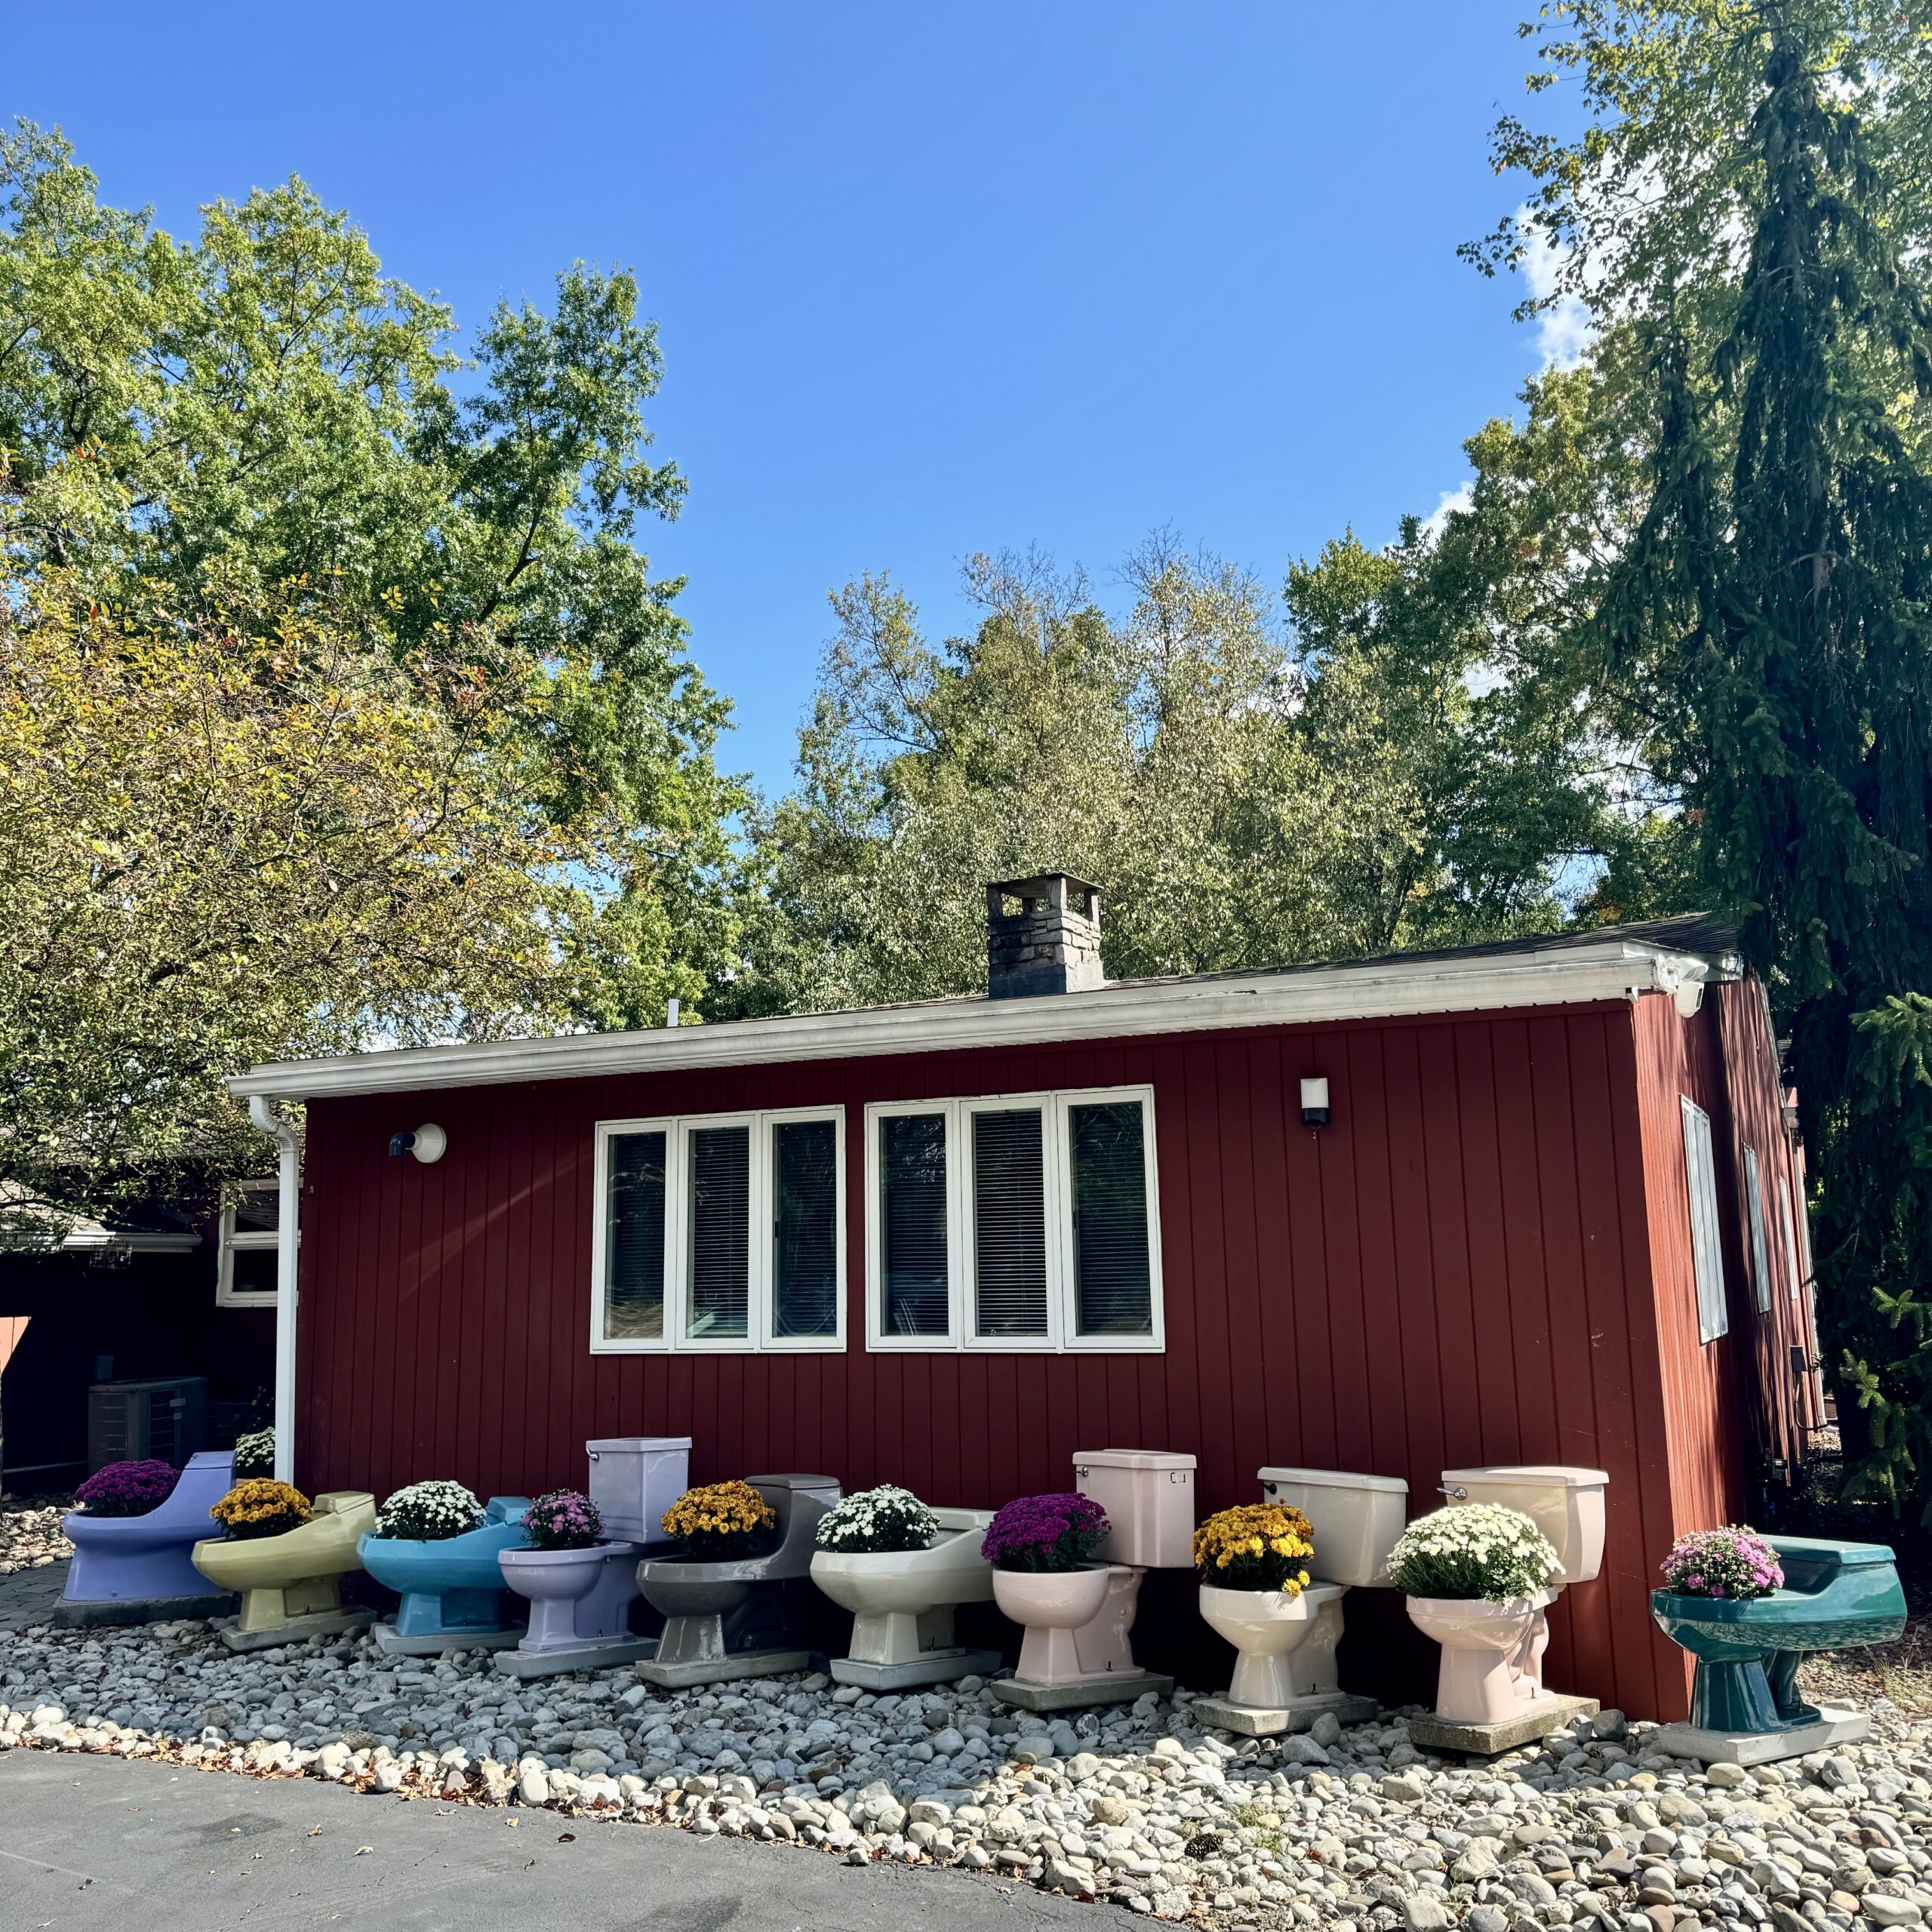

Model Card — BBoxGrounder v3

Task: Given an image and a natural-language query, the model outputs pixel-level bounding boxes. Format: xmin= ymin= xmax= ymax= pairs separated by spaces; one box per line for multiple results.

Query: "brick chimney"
xmin=985 ymin=874 xmax=1106 ymax=999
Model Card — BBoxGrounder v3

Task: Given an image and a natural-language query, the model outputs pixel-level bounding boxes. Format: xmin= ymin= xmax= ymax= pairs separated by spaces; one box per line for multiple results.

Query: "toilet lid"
xmin=1441 ymin=1465 xmax=1608 ymax=1487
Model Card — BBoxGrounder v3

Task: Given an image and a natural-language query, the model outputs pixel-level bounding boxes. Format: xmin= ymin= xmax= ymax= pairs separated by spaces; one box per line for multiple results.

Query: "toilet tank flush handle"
xmin=1438 ymin=1484 xmax=1469 ymax=1501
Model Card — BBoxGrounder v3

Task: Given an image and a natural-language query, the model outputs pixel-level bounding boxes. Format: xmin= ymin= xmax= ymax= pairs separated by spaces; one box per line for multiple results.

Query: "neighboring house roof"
xmin=228 ymin=915 xmax=1742 ymax=1103
xmin=0 ymin=1186 xmax=202 ymax=1255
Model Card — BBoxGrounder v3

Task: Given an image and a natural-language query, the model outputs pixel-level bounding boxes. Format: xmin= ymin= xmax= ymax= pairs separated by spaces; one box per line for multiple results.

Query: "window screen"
xmin=1743 ymin=1144 xmax=1772 ymax=1314
xmin=603 ymin=1130 xmax=666 ymax=1340
xmin=687 ymin=1124 xmax=750 ymax=1339
xmin=1682 ymin=1097 xmax=1729 ymax=1343
xmin=1068 ymin=1100 xmax=1152 ymax=1336
xmin=881 ymin=1112 xmax=949 ymax=1336
xmin=972 ymin=1108 xmax=1049 ymax=1337
xmin=1780 ymin=1182 xmax=1803 ymax=1300
xmin=772 ymin=1118 xmax=838 ymax=1337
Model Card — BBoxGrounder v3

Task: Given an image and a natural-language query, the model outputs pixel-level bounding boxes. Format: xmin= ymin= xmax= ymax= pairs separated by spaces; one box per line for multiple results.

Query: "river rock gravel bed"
xmin=2 ymin=1617 xmax=1930 ymax=1928
xmin=0 ymin=1499 xmax=72 ymax=1576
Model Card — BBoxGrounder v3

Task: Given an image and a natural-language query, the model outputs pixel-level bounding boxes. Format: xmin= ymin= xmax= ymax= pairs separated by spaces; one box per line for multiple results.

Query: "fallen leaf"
xmin=307 ymin=1826 xmax=322 ymax=1837
xmin=354 ymin=1846 xmax=374 ymax=1857
xmin=557 ymin=1832 xmax=575 ymax=1842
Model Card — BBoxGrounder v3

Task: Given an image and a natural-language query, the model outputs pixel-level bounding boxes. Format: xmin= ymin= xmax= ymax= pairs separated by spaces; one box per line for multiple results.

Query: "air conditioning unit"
xmin=86 ymin=1377 xmax=209 ymax=1472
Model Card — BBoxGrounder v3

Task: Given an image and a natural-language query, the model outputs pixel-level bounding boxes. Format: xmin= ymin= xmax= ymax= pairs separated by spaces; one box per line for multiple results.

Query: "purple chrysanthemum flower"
xmin=524 ymin=1489 xmax=605 ymax=1552
xmin=982 ymin=1492 xmax=1110 ymax=1574
xmin=74 ymin=1460 xmax=178 ymax=1518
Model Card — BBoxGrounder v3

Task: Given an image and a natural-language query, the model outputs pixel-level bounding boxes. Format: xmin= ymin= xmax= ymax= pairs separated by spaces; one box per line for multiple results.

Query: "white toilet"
xmin=1438 ymin=1463 xmax=1607 ymax=1710
xmin=988 ymin=1449 xmax=1195 ymax=1713
xmin=1194 ymin=1465 xmax=1409 ymax=1735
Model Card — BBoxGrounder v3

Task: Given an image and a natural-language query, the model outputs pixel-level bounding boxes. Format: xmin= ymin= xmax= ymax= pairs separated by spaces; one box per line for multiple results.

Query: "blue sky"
xmin=8 ymin=2 xmax=1573 ymax=795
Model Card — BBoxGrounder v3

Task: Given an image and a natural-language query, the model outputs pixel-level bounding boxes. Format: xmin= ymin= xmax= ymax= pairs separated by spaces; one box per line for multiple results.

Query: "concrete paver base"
xmin=1192 ymin=1690 xmax=1377 ymax=1737
xmin=1654 ymin=1706 xmax=1869 ymax=1764
xmin=989 ymin=1669 xmax=1174 ymax=1713
xmin=1406 ymin=1692 xmax=1598 ymax=1758
xmin=830 ymin=1647 xmax=1001 ymax=1690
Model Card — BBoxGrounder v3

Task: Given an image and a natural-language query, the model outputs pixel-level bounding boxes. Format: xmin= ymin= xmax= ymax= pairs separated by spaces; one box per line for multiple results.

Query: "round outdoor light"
xmin=387 ymin=1123 xmax=448 ymax=1164
xmin=1299 ymin=1077 xmax=1331 ymax=1128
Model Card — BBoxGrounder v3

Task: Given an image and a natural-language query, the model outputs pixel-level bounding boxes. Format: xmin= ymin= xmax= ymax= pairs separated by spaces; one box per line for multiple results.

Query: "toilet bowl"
xmin=1195 ymin=1466 xmax=1408 ymax=1734
xmin=989 ymin=1450 xmax=1194 ymax=1713
xmin=191 ymin=1491 xmax=377 ymax=1650
xmin=635 ymin=1473 xmax=840 ymax=1688
xmin=1405 ymin=1595 xmax=1540 ymax=1723
xmin=359 ymin=1497 xmax=532 ymax=1655
xmin=1438 ymin=1464 xmax=1607 ymax=1709
xmin=60 ymin=1452 xmax=235 ymax=1611
xmin=812 ymin=1506 xmax=1000 ymax=1688
xmin=495 ymin=1538 xmax=649 ymax=1678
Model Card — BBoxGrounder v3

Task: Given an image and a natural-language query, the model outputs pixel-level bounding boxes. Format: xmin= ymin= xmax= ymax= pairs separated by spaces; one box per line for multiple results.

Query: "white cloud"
xmin=1421 ymin=481 xmax=1474 ymax=541
xmin=1519 ymin=207 xmax=1595 ymax=369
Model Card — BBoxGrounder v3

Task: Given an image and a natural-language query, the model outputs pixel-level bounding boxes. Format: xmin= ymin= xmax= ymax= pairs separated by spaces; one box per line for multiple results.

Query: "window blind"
xmin=687 ymin=1124 xmax=750 ymax=1339
xmin=972 ymin=1108 xmax=1049 ymax=1337
xmin=604 ymin=1130 xmax=666 ymax=1340
xmin=1743 ymin=1145 xmax=1772 ymax=1315
xmin=772 ymin=1118 xmax=838 ymax=1337
xmin=881 ymin=1112 xmax=949 ymax=1336
xmin=1069 ymin=1100 xmax=1152 ymax=1336
xmin=1682 ymin=1097 xmax=1728 ymax=1343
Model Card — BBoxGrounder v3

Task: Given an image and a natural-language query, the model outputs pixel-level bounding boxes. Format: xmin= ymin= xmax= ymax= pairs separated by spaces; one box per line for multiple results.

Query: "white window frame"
xmin=589 ymin=1106 xmax=846 ymax=1355
xmin=217 ymin=1178 xmax=281 ymax=1309
xmin=1681 ymin=1097 xmax=1729 ymax=1345
xmin=1743 ymin=1143 xmax=1773 ymax=1315
xmin=863 ymin=1085 xmax=1164 ymax=1355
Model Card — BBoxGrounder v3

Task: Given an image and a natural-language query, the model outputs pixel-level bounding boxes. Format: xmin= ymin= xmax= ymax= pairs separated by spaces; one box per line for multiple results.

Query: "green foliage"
xmin=1485 ymin=3 xmax=1932 ymax=1512
xmin=0 ymin=121 xmax=747 ymax=1045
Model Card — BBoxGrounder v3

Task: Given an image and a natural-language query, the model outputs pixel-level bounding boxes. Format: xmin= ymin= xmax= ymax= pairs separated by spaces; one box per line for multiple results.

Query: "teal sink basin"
xmin=1652 ymin=1537 xmax=1906 ymax=1733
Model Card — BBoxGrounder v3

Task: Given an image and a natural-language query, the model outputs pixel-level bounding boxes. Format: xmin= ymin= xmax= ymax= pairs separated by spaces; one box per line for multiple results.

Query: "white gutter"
xmin=247 ymin=1096 xmax=301 ymax=1485
xmin=226 ymin=938 xmax=1727 ymax=1104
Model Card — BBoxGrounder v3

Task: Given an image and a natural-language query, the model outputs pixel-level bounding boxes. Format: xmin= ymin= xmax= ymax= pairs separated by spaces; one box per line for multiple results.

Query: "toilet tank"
xmin=1074 ymin=1450 xmax=1197 ymax=1569
xmin=1439 ymin=1464 xmax=1607 ymax=1583
xmin=586 ymin=1436 xmax=694 ymax=1546
xmin=1257 ymin=1466 xmax=1409 ymax=1586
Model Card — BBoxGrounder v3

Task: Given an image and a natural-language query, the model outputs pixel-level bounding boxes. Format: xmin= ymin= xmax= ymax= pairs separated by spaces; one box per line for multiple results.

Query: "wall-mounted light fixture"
xmin=387 ymin=1123 xmax=448 ymax=1164
xmin=1300 ymin=1077 xmax=1331 ymax=1129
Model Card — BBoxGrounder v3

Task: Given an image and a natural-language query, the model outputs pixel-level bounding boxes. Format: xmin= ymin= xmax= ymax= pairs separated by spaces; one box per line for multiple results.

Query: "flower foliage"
xmin=210 ymin=1478 xmax=311 ymax=1542
xmin=75 ymin=1460 xmax=177 ymax=1518
xmin=982 ymin=1493 xmax=1109 ymax=1574
xmin=1386 ymin=1503 xmax=1558 ymax=1603
xmin=374 ymin=1481 xmax=485 ymax=1542
xmin=1193 ymin=1503 xmax=1315 ymax=1594
xmin=523 ymin=1490 xmax=605 ymax=1552
xmin=660 ymin=1481 xmax=777 ymax=1560
xmin=231 ymin=1429 xmax=275 ymax=1480
xmin=1660 ymin=1526 xmax=1784 ymax=1601
xmin=814 ymin=1484 xmax=939 ymax=1555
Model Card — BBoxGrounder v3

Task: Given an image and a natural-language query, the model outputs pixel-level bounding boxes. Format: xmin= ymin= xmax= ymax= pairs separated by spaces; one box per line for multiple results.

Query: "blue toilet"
xmin=358 ymin=1496 xmax=533 ymax=1655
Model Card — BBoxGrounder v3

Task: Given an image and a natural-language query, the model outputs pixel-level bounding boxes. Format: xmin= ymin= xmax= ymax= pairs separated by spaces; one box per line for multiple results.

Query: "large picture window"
xmin=591 ymin=1108 xmax=845 ymax=1352
xmin=864 ymin=1088 xmax=1163 ymax=1352
xmin=1681 ymin=1097 xmax=1729 ymax=1345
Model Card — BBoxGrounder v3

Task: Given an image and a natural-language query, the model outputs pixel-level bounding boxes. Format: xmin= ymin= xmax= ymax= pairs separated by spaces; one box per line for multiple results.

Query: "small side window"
xmin=1681 ymin=1098 xmax=1728 ymax=1343
xmin=1743 ymin=1145 xmax=1773 ymax=1315
xmin=217 ymin=1180 xmax=281 ymax=1309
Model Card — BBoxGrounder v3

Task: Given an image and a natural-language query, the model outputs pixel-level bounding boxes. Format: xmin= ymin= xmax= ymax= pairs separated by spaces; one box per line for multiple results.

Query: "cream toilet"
xmin=989 ymin=1449 xmax=1194 ymax=1713
xmin=191 ymin=1490 xmax=378 ymax=1651
xmin=1195 ymin=1466 xmax=1409 ymax=1736
xmin=1438 ymin=1463 xmax=1607 ymax=1710
xmin=812 ymin=1506 xmax=999 ymax=1689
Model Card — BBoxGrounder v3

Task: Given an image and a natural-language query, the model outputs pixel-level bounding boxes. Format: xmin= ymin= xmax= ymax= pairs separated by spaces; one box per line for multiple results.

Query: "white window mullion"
xmin=1047 ymin=1099 xmax=1073 ymax=1351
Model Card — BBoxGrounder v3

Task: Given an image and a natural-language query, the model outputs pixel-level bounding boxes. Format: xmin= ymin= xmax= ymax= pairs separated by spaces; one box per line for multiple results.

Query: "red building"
xmin=230 ymin=883 xmax=1821 ymax=1721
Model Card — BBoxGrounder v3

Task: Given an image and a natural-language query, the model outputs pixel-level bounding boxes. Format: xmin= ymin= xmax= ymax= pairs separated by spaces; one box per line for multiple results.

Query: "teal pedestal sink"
xmin=1651 ymin=1537 xmax=1905 ymax=1761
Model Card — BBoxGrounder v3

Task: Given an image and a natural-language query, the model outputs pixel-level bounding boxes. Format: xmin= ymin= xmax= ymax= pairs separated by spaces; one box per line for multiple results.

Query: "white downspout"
xmin=247 ymin=1096 xmax=301 ymax=1484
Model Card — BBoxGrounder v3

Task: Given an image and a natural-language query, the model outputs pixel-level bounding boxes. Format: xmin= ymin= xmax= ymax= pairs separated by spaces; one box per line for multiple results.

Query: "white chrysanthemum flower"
xmin=1386 ymin=1503 xmax=1558 ymax=1602
xmin=376 ymin=1479 xmax=485 ymax=1542
xmin=815 ymin=1484 xmax=939 ymax=1555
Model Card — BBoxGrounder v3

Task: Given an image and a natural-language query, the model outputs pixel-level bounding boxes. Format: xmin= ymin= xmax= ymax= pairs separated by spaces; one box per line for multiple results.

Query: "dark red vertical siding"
xmin=294 ymin=996 xmax=1762 ymax=1719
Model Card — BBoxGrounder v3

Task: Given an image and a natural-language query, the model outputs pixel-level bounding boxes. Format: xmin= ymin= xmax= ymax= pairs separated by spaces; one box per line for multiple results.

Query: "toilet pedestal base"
xmin=637 ymin=1646 xmax=812 ymax=1689
xmin=51 ymin=1592 xmax=235 ymax=1630
xmin=1193 ymin=1690 xmax=1377 ymax=1738
xmin=1407 ymin=1691 xmax=1598 ymax=1758
xmin=832 ymin=1647 xmax=1001 ymax=1691
xmin=1654 ymin=1706 xmax=1868 ymax=1765
xmin=989 ymin=1668 xmax=1174 ymax=1713
xmin=214 ymin=1607 xmax=376 ymax=1653
xmin=493 ymin=1635 xmax=660 ymax=1680
xmin=374 ymin=1621 xmax=525 ymax=1658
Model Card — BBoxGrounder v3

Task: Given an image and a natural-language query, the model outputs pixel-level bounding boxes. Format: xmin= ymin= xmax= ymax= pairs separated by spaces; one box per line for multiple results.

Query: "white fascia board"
xmin=226 ymin=940 xmax=1716 ymax=1104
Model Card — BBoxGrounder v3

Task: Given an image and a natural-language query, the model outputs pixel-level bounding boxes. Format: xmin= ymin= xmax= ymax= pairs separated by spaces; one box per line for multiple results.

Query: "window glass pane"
xmin=972 ymin=1108 xmax=1048 ymax=1337
xmin=1779 ymin=1183 xmax=1803 ymax=1300
xmin=232 ymin=1185 xmax=279 ymax=1237
xmin=688 ymin=1124 xmax=750 ymax=1339
xmin=604 ymin=1131 xmax=666 ymax=1340
xmin=881 ymin=1112 xmax=949 ymax=1336
xmin=229 ymin=1247 xmax=278 ymax=1297
xmin=773 ymin=1118 xmax=838 ymax=1337
xmin=1069 ymin=1100 xmax=1152 ymax=1336
xmin=1681 ymin=1098 xmax=1728 ymax=1343
xmin=1744 ymin=1145 xmax=1772 ymax=1314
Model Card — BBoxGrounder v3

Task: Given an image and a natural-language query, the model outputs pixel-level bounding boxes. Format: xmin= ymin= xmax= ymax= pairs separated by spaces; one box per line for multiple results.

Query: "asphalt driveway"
xmin=0 ymin=1748 xmax=1122 ymax=1932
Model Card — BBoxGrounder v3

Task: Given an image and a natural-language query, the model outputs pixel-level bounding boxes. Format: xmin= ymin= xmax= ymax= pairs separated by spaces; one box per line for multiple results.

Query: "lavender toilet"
xmin=59 ymin=1451 xmax=235 ymax=1623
